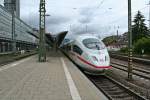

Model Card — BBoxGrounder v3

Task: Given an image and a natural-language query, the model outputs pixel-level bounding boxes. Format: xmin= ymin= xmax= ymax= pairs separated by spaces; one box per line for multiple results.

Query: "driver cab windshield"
xmin=82 ymin=38 xmax=105 ymax=50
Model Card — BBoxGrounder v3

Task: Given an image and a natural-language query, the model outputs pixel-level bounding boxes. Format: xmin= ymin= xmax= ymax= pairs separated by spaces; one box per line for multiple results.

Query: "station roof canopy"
xmin=45 ymin=31 xmax=68 ymax=47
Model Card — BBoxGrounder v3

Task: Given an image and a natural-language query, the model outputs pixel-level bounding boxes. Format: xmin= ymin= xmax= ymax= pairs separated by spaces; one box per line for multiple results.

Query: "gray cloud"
xmin=66 ymin=23 xmax=112 ymax=40
xmin=21 ymin=13 xmax=39 ymax=28
xmin=47 ymin=15 xmax=71 ymax=25
xmin=78 ymin=16 xmax=92 ymax=24
xmin=78 ymin=7 xmax=96 ymax=24
xmin=79 ymin=7 xmax=94 ymax=16
xmin=21 ymin=13 xmax=71 ymax=33
xmin=1 ymin=0 xmax=148 ymax=39
xmin=70 ymin=23 xmax=111 ymax=35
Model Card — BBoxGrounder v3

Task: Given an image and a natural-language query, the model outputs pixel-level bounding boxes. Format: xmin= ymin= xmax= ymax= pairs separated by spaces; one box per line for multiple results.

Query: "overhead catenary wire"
xmin=109 ymin=6 xmax=149 ymax=24
xmin=104 ymin=6 xmax=149 ymax=35
xmin=97 ymin=0 xmax=106 ymax=8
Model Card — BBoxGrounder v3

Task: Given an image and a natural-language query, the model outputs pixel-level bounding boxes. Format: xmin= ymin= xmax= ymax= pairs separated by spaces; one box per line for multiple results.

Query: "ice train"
xmin=62 ymin=34 xmax=111 ymax=74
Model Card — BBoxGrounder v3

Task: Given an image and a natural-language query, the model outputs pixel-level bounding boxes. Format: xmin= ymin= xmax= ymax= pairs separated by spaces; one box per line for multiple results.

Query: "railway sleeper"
xmin=104 ymin=89 xmax=123 ymax=94
xmin=112 ymin=96 xmax=136 ymax=100
xmin=97 ymin=83 xmax=116 ymax=86
xmin=102 ymin=87 xmax=121 ymax=92
xmin=91 ymin=81 xmax=117 ymax=86
xmin=100 ymin=85 xmax=120 ymax=90
xmin=92 ymin=79 xmax=108 ymax=82
xmin=107 ymin=90 xmax=128 ymax=95
xmin=111 ymin=94 xmax=134 ymax=99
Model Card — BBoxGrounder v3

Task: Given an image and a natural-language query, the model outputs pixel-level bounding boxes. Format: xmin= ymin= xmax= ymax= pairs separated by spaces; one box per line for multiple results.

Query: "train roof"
xmin=75 ymin=34 xmax=100 ymax=42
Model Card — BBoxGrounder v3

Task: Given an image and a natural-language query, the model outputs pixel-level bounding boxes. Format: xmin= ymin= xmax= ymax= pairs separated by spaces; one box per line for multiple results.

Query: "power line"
xmin=97 ymin=0 xmax=106 ymax=8
xmin=108 ymin=6 xmax=148 ymax=24
xmin=132 ymin=6 xmax=148 ymax=13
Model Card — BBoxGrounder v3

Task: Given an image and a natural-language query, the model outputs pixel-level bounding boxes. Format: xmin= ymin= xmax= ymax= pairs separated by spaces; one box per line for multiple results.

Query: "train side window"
xmin=73 ymin=45 xmax=83 ymax=55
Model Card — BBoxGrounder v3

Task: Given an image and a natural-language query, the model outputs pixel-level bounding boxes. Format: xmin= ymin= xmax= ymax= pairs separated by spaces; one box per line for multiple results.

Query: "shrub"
xmin=134 ymin=37 xmax=150 ymax=54
xmin=120 ymin=47 xmax=128 ymax=53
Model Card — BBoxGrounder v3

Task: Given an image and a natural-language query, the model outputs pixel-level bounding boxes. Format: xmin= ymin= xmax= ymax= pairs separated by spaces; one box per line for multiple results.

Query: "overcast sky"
xmin=0 ymin=0 xmax=149 ymax=38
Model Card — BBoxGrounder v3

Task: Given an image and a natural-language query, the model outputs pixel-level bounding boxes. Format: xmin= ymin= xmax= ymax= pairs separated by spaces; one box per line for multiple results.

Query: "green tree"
xmin=132 ymin=11 xmax=149 ymax=43
xmin=134 ymin=37 xmax=150 ymax=54
xmin=102 ymin=35 xmax=117 ymax=46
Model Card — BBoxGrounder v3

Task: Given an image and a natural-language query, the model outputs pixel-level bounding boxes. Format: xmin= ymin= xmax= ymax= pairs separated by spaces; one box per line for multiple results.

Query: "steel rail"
xmin=111 ymin=63 xmax=150 ymax=80
xmin=87 ymin=75 xmax=146 ymax=100
xmin=111 ymin=62 xmax=150 ymax=74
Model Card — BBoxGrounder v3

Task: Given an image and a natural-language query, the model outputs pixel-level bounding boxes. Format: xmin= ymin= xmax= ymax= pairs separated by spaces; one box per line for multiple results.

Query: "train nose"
xmin=91 ymin=56 xmax=99 ymax=62
xmin=90 ymin=55 xmax=99 ymax=66
xmin=91 ymin=54 xmax=110 ymax=66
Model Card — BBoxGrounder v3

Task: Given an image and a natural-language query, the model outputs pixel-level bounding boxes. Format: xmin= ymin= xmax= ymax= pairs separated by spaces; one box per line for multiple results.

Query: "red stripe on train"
xmin=77 ymin=55 xmax=112 ymax=69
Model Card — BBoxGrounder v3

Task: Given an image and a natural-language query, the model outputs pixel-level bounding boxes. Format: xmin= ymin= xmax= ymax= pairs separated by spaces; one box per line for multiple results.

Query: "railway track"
xmin=110 ymin=53 xmax=150 ymax=65
xmin=111 ymin=62 xmax=150 ymax=80
xmin=0 ymin=52 xmax=37 ymax=67
xmin=87 ymin=75 xmax=146 ymax=100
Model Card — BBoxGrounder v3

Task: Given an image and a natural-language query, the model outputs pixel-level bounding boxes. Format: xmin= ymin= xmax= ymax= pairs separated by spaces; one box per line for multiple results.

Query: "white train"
xmin=62 ymin=34 xmax=111 ymax=74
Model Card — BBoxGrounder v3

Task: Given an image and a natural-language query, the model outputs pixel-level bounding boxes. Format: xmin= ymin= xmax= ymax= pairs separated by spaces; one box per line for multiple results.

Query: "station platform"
xmin=0 ymin=51 xmax=108 ymax=100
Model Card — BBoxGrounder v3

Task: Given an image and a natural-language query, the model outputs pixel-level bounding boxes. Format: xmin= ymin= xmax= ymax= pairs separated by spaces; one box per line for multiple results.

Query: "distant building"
xmin=107 ymin=32 xmax=128 ymax=51
xmin=107 ymin=42 xmax=127 ymax=51
xmin=4 ymin=0 xmax=20 ymax=18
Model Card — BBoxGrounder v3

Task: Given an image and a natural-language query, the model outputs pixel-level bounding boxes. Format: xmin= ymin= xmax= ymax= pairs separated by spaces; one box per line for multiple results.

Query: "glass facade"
xmin=4 ymin=0 xmax=20 ymax=18
xmin=0 ymin=5 xmax=12 ymax=39
xmin=0 ymin=5 xmax=38 ymax=44
xmin=15 ymin=18 xmax=37 ymax=43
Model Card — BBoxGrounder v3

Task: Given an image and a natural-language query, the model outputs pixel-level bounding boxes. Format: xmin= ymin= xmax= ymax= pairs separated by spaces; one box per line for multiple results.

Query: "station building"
xmin=4 ymin=0 xmax=20 ymax=18
xmin=0 ymin=4 xmax=39 ymax=53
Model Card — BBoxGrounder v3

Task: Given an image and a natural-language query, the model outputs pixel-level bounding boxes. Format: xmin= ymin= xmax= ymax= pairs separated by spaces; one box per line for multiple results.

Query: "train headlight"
xmin=92 ymin=56 xmax=98 ymax=62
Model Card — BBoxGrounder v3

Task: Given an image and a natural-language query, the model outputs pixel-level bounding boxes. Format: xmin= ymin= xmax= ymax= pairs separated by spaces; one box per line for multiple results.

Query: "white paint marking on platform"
xmin=140 ymin=77 xmax=144 ymax=80
xmin=10 ymin=63 xmax=18 ymax=67
xmin=61 ymin=58 xmax=81 ymax=100
xmin=0 ymin=57 xmax=31 ymax=72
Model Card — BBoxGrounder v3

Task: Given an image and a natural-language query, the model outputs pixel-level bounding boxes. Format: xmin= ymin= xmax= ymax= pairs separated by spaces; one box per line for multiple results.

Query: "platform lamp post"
xmin=39 ymin=0 xmax=46 ymax=62
xmin=128 ymin=0 xmax=133 ymax=80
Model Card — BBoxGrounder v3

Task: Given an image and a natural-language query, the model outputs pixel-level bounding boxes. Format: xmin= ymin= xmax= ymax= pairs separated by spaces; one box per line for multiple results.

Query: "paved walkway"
xmin=0 ymin=51 xmax=108 ymax=100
